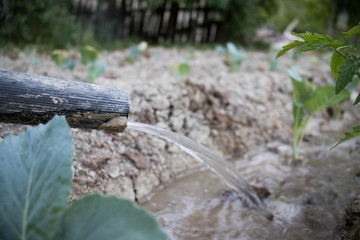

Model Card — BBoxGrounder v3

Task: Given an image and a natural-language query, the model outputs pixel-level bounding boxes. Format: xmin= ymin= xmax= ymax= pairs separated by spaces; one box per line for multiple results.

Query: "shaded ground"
xmin=1 ymin=47 xmax=359 ymax=238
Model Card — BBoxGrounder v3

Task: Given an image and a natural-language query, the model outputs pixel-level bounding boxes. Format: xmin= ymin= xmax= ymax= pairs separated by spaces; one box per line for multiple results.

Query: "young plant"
xmin=125 ymin=41 xmax=148 ymax=65
xmin=81 ymin=46 xmax=106 ymax=83
xmin=288 ymin=67 xmax=350 ymax=160
xmin=216 ymin=42 xmax=245 ymax=72
xmin=51 ymin=50 xmax=77 ymax=70
xmin=172 ymin=62 xmax=191 ymax=81
xmin=51 ymin=46 xmax=106 ymax=83
xmin=277 ymin=24 xmax=360 ymax=148
xmin=0 ymin=116 xmax=168 ymax=240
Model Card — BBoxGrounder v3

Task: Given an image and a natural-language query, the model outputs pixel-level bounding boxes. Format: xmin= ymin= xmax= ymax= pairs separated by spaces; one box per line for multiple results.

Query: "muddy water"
xmin=142 ymin=141 xmax=360 ymax=240
xmin=127 ymin=121 xmax=271 ymax=218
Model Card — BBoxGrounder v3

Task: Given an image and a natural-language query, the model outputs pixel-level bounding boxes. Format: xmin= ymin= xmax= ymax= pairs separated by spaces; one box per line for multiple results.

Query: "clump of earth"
xmin=1 ymin=47 xmax=359 ymax=239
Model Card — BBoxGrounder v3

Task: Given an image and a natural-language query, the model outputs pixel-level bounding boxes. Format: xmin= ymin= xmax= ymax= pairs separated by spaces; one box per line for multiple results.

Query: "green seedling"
xmin=0 ymin=116 xmax=168 ymax=240
xmin=226 ymin=42 xmax=245 ymax=72
xmin=288 ymin=68 xmax=350 ymax=160
xmin=51 ymin=46 xmax=106 ymax=82
xmin=277 ymin=24 xmax=360 ymax=148
xmin=126 ymin=41 xmax=148 ymax=64
xmin=172 ymin=62 xmax=191 ymax=81
xmin=81 ymin=45 xmax=98 ymax=65
xmin=51 ymin=50 xmax=77 ymax=70
xmin=87 ymin=60 xmax=106 ymax=83
xmin=216 ymin=42 xmax=245 ymax=72
xmin=215 ymin=44 xmax=227 ymax=55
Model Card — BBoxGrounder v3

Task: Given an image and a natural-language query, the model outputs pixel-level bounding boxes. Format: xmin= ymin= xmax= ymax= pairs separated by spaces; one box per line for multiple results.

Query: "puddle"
xmin=142 ymin=141 xmax=360 ymax=239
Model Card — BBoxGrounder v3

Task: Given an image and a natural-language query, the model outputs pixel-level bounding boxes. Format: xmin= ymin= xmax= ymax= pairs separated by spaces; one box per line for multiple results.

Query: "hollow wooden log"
xmin=0 ymin=70 xmax=130 ymax=133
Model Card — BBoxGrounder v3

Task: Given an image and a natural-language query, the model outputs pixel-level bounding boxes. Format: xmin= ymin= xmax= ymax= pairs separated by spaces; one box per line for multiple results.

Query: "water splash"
xmin=126 ymin=121 xmax=273 ymax=219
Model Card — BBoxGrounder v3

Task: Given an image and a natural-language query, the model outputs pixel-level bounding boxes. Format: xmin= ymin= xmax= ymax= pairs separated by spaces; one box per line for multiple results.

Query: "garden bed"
xmin=1 ymin=47 xmax=359 ymax=239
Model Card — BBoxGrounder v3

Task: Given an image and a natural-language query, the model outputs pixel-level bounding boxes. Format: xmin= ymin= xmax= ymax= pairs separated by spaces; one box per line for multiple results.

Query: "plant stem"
xmin=333 ymin=47 xmax=347 ymax=59
xmin=293 ymin=116 xmax=312 ymax=160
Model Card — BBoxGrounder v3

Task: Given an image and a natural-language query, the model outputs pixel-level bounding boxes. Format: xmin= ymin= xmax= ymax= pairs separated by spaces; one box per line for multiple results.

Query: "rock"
xmin=160 ymin=170 xmax=171 ymax=183
xmin=168 ymin=144 xmax=180 ymax=153
xmin=188 ymin=125 xmax=210 ymax=145
xmin=151 ymin=138 xmax=167 ymax=150
xmin=170 ymin=114 xmax=185 ymax=131
xmin=125 ymin=152 xmax=150 ymax=169
xmin=108 ymin=165 xmax=121 ymax=179
xmin=135 ymin=171 xmax=160 ymax=200
xmin=156 ymin=109 xmax=170 ymax=120
xmin=150 ymin=95 xmax=170 ymax=110
xmin=105 ymin=176 xmax=135 ymax=200
xmin=82 ymin=150 xmax=112 ymax=170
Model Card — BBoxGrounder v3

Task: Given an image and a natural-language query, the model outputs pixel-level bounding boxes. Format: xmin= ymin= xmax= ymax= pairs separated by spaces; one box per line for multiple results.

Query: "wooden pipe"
xmin=0 ymin=70 xmax=130 ymax=133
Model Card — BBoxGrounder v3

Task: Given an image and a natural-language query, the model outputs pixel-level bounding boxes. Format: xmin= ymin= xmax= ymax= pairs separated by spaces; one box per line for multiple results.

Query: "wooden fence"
xmin=74 ymin=0 xmax=225 ymax=43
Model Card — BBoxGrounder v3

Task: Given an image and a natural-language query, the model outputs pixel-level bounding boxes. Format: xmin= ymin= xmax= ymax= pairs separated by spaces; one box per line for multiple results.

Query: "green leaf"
xmin=129 ymin=46 xmax=141 ymax=60
xmin=125 ymin=56 xmax=134 ymax=65
xmin=293 ymin=32 xmax=343 ymax=54
xmin=226 ymin=42 xmax=239 ymax=56
xmin=178 ymin=63 xmax=190 ymax=76
xmin=63 ymin=59 xmax=77 ymax=71
xmin=331 ymin=125 xmax=360 ymax=149
xmin=55 ymin=195 xmax=168 ymax=240
xmin=288 ymin=68 xmax=315 ymax=103
xmin=304 ymin=86 xmax=350 ymax=115
xmin=268 ymin=58 xmax=278 ymax=71
xmin=335 ymin=58 xmax=359 ymax=94
xmin=87 ymin=60 xmax=106 ymax=83
xmin=343 ymin=24 xmax=360 ymax=38
xmin=354 ymin=92 xmax=360 ymax=105
xmin=277 ymin=32 xmax=344 ymax=57
xmin=276 ymin=40 xmax=305 ymax=58
xmin=292 ymin=31 xmax=313 ymax=41
xmin=215 ymin=45 xmax=226 ymax=55
xmin=0 ymin=116 xmax=73 ymax=240
xmin=81 ymin=46 xmax=98 ymax=65
xmin=330 ymin=51 xmax=345 ymax=79
xmin=51 ymin=50 xmax=69 ymax=67
xmin=230 ymin=61 xmax=242 ymax=72
xmin=293 ymin=102 xmax=305 ymax=128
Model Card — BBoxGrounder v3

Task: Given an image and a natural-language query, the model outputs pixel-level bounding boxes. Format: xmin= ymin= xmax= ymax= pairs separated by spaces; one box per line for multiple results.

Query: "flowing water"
xmin=126 ymin=121 xmax=273 ymax=219
xmin=127 ymin=122 xmax=360 ymax=239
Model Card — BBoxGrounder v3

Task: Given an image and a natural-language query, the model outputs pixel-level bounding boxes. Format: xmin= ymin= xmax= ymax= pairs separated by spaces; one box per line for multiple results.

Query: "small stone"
xmin=135 ymin=171 xmax=160 ymax=200
xmin=108 ymin=166 xmax=120 ymax=178
xmin=168 ymin=144 xmax=180 ymax=153
xmin=82 ymin=150 xmax=112 ymax=170
xmin=170 ymin=114 xmax=185 ymax=131
xmin=125 ymin=152 xmax=150 ymax=169
xmin=151 ymin=138 xmax=167 ymax=150
xmin=160 ymin=171 xmax=171 ymax=183
xmin=89 ymin=171 xmax=96 ymax=178
xmin=151 ymin=95 xmax=170 ymax=110
xmin=156 ymin=110 xmax=170 ymax=120
xmin=105 ymin=176 xmax=135 ymax=200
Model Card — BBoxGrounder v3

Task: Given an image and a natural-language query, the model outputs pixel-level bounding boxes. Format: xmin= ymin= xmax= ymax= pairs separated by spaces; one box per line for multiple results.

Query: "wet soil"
xmin=1 ymin=47 xmax=359 ymax=239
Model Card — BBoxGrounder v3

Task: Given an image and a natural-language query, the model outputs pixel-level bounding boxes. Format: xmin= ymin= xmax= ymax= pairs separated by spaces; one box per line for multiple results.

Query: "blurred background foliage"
xmin=269 ymin=0 xmax=360 ymax=36
xmin=0 ymin=0 xmax=359 ymax=50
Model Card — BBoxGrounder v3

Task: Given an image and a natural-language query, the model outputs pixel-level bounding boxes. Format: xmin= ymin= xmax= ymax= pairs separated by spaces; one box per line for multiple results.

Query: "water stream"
xmin=127 ymin=122 xmax=360 ymax=239
xmin=126 ymin=121 xmax=273 ymax=219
